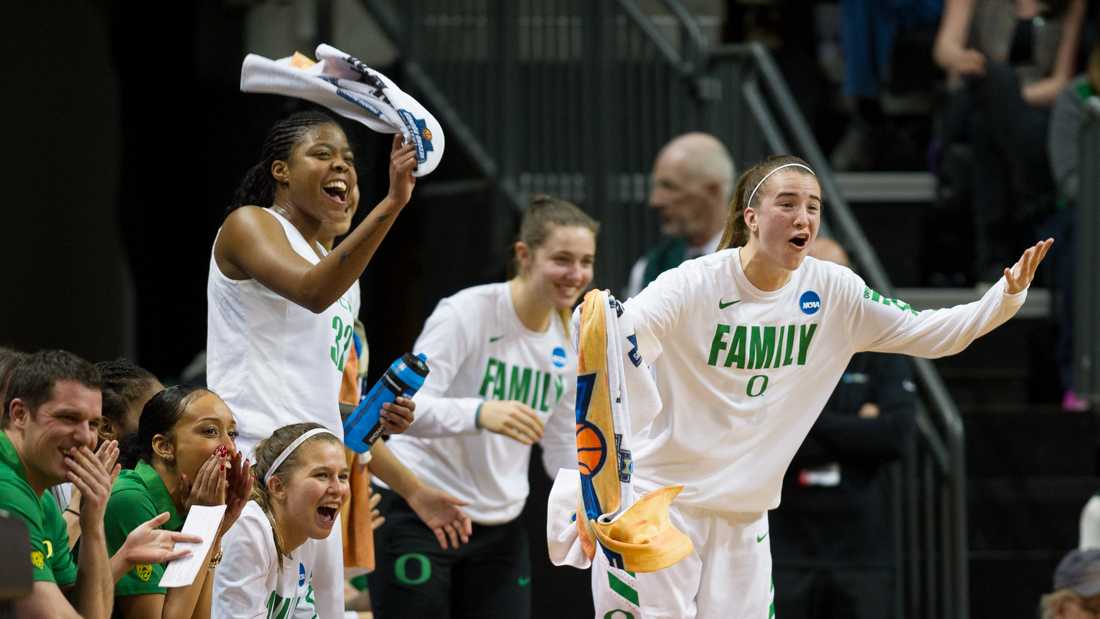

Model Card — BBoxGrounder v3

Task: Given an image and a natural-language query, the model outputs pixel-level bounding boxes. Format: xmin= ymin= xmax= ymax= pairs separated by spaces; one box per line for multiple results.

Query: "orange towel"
xmin=575 ymin=290 xmax=692 ymax=572
xmin=340 ymin=339 xmax=375 ymax=571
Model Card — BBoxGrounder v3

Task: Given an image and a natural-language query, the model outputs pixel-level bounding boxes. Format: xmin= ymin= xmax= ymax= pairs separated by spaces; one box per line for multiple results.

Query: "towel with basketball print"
xmin=567 ymin=290 xmax=692 ymax=573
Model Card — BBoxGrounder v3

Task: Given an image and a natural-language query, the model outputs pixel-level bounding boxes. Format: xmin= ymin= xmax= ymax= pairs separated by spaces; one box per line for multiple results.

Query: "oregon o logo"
xmin=576 ymin=421 xmax=607 ymax=476
xmin=799 ymin=290 xmax=821 ymax=315
xmin=747 ymin=375 xmax=769 ymax=397
xmin=395 ymin=553 xmax=431 ymax=585
xmin=135 ymin=564 xmax=153 ymax=582
xmin=604 ymin=611 xmax=636 ymax=619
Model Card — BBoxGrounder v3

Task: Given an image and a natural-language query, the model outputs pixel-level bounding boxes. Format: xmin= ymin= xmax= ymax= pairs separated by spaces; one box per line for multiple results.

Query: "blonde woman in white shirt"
xmin=590 ymin=154 xmax=1053 ymax=618
xmin=370 ymin=195 xmax=598 ymax=619
xmin=214 ymin=423 xmax=346 ymax=618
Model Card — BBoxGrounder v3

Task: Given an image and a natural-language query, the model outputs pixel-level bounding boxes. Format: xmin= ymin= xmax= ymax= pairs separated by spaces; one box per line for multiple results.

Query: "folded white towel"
xmin=240 ymin=44 xmax=444 ymax=177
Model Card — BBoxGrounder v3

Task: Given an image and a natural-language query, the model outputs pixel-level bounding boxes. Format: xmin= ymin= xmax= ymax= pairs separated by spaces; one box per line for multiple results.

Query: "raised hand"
xmin=65 ymin=444 xmax=114 ymax=525
xmin=477 ymin=401 xmax=545 ymax=445
xmin=406 ymin=484 xmax=472 ymax=550
xmin=386 ymin=133 xmax=418 ymax=206
xmin=185 ymin=451 xmax=227 ymax=510
xmin=218 ymin=450 xmax=253 ymax=536
xmin=380 ymin=396 xmax=415 ymax=435
xmin=1004 ymin=238 xmax=1054 ymax=294
xmin=95 ymin=439 xmax=121 ymax=483
xmin=117 ymin=512 xmax=202 ymax=566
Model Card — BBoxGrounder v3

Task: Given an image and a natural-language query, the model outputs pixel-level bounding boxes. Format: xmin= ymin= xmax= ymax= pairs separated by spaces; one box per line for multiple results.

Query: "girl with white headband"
xmin=590 ymin=154 xmax=1053 ymax=618
xmin=213 ymin=422 xmax=348 ymax=618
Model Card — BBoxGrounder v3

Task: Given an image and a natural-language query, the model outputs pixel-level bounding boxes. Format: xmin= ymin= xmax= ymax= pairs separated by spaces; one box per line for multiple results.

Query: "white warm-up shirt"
xmin=386 ymin=283 xmax=577 ymax=524
xmin=213 ymin=501 xmax=321 ymax=619
xmin=626 ymin=248 xmax=1026 ymax=514
xmin=206 ymin=208 xmax=359 ymax=455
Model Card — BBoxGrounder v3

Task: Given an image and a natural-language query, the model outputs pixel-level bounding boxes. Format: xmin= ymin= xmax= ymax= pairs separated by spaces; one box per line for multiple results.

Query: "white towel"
xmin=240 ymin=44 xmax=444 ymax=177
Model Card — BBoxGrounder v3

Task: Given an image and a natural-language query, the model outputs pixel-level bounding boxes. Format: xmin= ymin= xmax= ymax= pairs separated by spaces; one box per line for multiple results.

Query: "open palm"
xmin=1004 ymin=239 xmax=1053 ymax=294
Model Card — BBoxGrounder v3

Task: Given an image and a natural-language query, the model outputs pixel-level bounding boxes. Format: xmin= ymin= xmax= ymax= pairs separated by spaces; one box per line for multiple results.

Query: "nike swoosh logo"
xmin=719 ymin=299 xmax=741 ymax=310
xmin=517 ymin=576 xmax=531 ymax=587
xmin=489 ymin=335 xmax=503 ymax=343
xmin=756 ymin=532 xmax=768 ymax=543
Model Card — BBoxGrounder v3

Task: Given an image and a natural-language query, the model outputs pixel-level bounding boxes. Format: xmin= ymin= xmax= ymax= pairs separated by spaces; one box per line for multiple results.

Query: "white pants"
xmin=591 ymin=497 xmax=773 ymax=619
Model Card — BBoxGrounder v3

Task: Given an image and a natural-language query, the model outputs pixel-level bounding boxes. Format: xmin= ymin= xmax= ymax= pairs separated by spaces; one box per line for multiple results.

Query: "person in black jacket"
xmin=771 ymin=237 xmax=917 ymax=619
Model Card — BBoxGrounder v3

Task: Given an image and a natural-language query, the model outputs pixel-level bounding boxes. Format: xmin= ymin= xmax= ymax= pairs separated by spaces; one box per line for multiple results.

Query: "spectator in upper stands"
xmin=1046 ymin=39 xmax=1100 ymax=411
xmin=625 ymin=132 xmax=734 ymax=298
xmin=1 ymin=350 xmax=195 ymax=619
xmin=933 ymin=0 xmax=1086 ymax=281
xmin=1040 ymin=548 xmax=1100 ymax=618
xmin=830 ymin=0 xmax=944 ymax=171
xmin=771 ymin=237 xmax=918 ymax=619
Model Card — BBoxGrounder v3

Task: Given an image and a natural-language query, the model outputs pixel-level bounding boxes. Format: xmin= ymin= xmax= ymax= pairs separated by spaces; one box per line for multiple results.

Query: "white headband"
xmin=746 ymin=163 xmax=816 ymax=211
xmin=263 ymin=428 xmax=337 ymax=484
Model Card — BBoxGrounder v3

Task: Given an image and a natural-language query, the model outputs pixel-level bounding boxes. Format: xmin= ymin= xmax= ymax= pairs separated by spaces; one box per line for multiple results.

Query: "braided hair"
xmin=229 ymin=110 xmax=341 ymax=212
xmin=95 ymin=358 xmax=159 ymax=438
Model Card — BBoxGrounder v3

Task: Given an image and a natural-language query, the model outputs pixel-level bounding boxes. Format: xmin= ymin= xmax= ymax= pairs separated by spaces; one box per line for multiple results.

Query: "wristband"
xmin=65 ymin=508 xmax=80 ymax=517
xmin=475 ymin=402 xmax=484 ymax=429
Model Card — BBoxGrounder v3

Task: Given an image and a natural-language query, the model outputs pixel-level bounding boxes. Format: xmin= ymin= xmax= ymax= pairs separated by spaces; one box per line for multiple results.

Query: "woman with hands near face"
xmin=107 ymin=385 xmax=252 ymax=619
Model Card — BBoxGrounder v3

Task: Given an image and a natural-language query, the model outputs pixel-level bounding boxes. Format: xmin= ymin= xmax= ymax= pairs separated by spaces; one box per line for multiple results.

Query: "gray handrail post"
xmin=1076 ymin=100 xmax=1100 ymax=405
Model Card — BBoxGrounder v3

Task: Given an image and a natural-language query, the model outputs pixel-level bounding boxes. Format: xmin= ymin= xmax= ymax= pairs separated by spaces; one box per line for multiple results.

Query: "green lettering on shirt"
xmin=797 ymin=323 xmax=818 ymax=365
xmin=863 ymin=287 xmax=919 ymax=315
xmin=707 ymin=324 xmax=731 ymax=367
xmin=539 ymin=372 xmax=553 ymax=412
xmin=724 ymin=325 xmax=747 ymax=369
xmin=478 ymin=358 xmax=564 ymax=410
xmin=478 ymin=357 xmax=500 ymax=397
xmin=749 ymin=326 xmax=776 ymax=370
xmin=508 ymin=366 xmax=532 ymax=403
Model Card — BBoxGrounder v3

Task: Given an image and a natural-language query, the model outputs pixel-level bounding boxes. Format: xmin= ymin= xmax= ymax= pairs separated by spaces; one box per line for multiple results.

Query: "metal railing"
xmin=360 ymin=1 xmax=968 ymax=616
xmin=1075 ymin=100 xmax=1100 ymax=405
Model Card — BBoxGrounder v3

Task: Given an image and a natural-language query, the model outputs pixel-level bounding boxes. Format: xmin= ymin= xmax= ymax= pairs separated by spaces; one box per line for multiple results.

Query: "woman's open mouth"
xmin=322 ymin=180 xmax=349 ymax=205
xmin=316 ymin=505 xmax=339 ymax=527
xmin=789 ymin=234 xmax=809 ymax=250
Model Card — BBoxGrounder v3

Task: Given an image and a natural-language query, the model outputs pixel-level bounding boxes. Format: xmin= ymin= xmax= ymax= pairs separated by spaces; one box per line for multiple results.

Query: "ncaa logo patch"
xmin=799 ymin=291 xmax=821 ymax=315
xmin=299 ymin=562 xmax=306 ymax=587
xmin=552 ymin=346 xmax=567 ymax=368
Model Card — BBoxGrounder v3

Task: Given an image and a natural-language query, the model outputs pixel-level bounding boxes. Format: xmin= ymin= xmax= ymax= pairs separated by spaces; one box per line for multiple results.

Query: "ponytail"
xmin=229 ymin=162 xmax=276 ymax=214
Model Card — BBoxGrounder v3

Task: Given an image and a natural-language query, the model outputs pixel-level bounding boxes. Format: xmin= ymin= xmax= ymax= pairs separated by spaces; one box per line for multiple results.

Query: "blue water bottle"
xmin=343 ymin=352 xmax=430 ymax=453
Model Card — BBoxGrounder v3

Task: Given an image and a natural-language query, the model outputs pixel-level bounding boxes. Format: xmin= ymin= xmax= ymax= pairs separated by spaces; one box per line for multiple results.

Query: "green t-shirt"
xmin=105 ymin=460 xmax=183 ymax=597
xmin=0 ymin=431 xmax=77 ymax=586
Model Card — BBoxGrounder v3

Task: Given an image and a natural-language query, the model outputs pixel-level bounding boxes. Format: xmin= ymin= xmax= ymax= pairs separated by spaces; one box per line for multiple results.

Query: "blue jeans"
xmin=841 ymin=0 xmax=943 ymax=98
